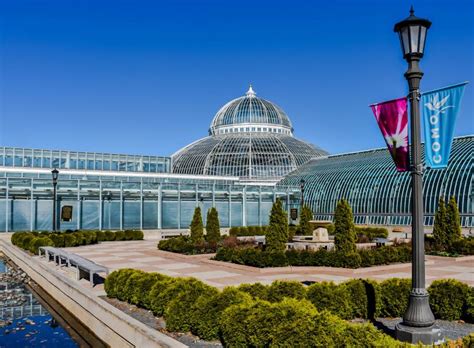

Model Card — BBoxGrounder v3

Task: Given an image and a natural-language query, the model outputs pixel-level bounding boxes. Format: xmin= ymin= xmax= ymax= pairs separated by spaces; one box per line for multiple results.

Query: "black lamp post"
xmin=393 ymin=7 xmax=440 ymax=344
xmin=51 ymin=169 xmax=59 ymax=232
xmin=299 ymin=179 xmax=305 ymax=208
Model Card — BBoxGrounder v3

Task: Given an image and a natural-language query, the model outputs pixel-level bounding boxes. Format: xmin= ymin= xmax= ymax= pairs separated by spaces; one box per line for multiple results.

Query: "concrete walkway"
xmin=60 ymin=240 xmax=474 ymax=291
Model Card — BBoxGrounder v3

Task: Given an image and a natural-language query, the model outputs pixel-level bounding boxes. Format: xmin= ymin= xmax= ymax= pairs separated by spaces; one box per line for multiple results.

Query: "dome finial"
xmin=246 ymin=84 xmax=256 ymax=97
xmin=409 ymin=5 xmax=414 ymax=16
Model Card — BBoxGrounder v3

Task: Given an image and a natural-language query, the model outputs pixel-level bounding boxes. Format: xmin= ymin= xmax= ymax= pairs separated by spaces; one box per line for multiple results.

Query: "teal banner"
xmin=421 ymin=82 xmax=468 ymax=169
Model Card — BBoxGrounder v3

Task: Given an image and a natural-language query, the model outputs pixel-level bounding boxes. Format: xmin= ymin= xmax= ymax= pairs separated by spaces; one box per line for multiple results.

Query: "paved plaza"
xmin=51 ymin=239 xmax=474 ymax=292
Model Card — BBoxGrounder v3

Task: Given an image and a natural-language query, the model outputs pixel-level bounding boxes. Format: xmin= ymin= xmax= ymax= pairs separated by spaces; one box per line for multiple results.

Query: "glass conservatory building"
xmin=280 ymin=135 xmax=473 ymax=228
xmin=0 ymin=147 xmax=300 ymax=232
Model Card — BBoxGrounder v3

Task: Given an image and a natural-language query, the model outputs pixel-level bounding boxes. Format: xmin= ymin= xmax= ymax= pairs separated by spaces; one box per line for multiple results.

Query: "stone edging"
xmin=0 ymin=240 xmax=187 ymax=348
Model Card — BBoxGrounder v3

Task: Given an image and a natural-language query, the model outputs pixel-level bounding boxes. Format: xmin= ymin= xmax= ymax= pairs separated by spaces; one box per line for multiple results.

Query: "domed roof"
xmin=172 ymin=134 xmax=328 ymax=181
xmin=209 ymin=86 xmax=293 ymax=136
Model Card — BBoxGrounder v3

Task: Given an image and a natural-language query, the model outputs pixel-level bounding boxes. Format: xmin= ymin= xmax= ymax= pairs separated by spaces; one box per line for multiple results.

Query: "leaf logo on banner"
xmin=424 ymin=94 xmax=452 ymax=114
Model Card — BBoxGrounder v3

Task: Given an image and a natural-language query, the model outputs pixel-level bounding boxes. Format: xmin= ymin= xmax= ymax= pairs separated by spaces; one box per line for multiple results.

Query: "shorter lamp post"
xmin=299 ymin=179 xmax=305 ymax=208
xmin=51 ymin=169 xmax=59 ymax=232
xmin=393 ymin=7 xmax=440 ymax=344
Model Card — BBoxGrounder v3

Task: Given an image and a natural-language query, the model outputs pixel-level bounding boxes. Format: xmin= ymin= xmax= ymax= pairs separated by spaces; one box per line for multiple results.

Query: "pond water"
xmin=0 ymin=260 xmax=78 ymax=348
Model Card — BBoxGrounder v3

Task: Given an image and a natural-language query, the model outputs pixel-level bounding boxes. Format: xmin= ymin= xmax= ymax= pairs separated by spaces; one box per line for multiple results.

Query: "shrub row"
xmin=426 ymin=235 xmax=474 ymax=256
xmin=214 ymin=243 xmax=412 ymax=268
xmin=105 ymin=269 xmax=473 ymax=346
xmin=157 ymin=236 xmax=218 ymax=255
xmin=229 ymin=225 xmax=268 ymax=237
xmin=105 ymin=270 xmax=399 ymax=345
xmin=11 ymin=229 xmax=144 ymax=254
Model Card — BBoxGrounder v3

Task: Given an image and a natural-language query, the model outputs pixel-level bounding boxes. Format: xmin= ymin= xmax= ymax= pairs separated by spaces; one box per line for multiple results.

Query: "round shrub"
xmin=63 ymin=234 xmax=77 ymax=247
xmin=49 ymin=233 xmax=65 ymax=247
xmin=124 ymin=230 xmax=135 ymax=241
xmin=104 ymin=270 xmax=122 ymax=298
xmin=82 ymin=231 xmax=97 ymax=245
xmin=132 ymin=230 xmax=144 ymax=240
xmin=132 ymin=272 xmax=168 ymax=308
xmin=104 ymin=231 xmax=115 ymax=241
xmin=115 ymin=231 xmax=125 ymax=241
xmin=20 ymin=234 xmax=35 ymax=251
xmin=344 ymin=279 xmax=368 ymax=319
xmin=379 ymin=278 xmax=411 ymax=318
xmin=465 ymin=287 xmax=474 ymax=323
xmin=123 ymin=270 xmax=147 ymax=303
xmin=28 ymin=236 xmax=54 ymax=254
xmin=190 ymin=287 xmax=252 ymax=340
xmin=306 ymin=281 xmax=352 ymax=319
xmin=149 ymin=278 xmax=179 ymax=316
xmin=164 ymin=280 xmax=219 ymax=332
xmin=237 ymin=283 xmax=268 ymax=300
xmin=74 ymin=232 xmax=86 ymax=245
xmin=114 ymin=269 xmax=139 ymax=301
xmin=429 ymin=279 xmax=469 ymax=321
xmin=265 ymin=280 xmax=306 ymax=303
xmin=96 ymin=231 xmax=106 ymax=242
xmin=337 ymin=322 xmax=399 ymax=347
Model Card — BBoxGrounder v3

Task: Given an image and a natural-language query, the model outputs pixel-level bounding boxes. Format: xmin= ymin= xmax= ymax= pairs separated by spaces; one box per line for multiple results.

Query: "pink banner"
xmin=370 ymin=97 xmax=410 ymax=172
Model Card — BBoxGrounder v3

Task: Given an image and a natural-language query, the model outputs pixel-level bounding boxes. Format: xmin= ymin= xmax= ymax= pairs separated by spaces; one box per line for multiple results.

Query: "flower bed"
xmin=104 ymin=269 xmax=473 ymax=346
xmin=11 ymin=230 xmax=144 ymax=254
xmin=214 ymin=243 xmax=412 ymax=268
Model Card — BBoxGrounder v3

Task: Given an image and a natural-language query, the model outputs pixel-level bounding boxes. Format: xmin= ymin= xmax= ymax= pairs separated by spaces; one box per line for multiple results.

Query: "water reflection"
xmin=0 ymin=260 xmax=78 ymax=347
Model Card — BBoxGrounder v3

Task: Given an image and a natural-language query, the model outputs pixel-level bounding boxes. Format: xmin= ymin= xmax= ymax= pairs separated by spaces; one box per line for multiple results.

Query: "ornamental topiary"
xmin=137 ymin=273 xmax=169 ymax=308
xmin=132 ymin=230 xmax=144 ymax=240
xmin=124 ymin=230 xmax=135 ymax=240
xmin=190 ymin=287 xmax=252 ymax=341
xmin=297 ymin=205 xmax=313 ymax=235
xmin=379 ymin=278 xmax=411 ymax=318
xmin=164 ymin=280 xmax=219 ymax=332
xmin=265 ymin=280 xmax=306 ymax=303
xmin=104 ymin=230 xmax=115 ymax=241
xmin=333 ymin=199 xmax=356 ymax=253
xmin=115 ymin=231 xmax=125 ymax=241
xmin=149 ymin=278 xmax=177 ymax=315
xmin=190 ymin=206 xmax=204 ymax=243
xmin=104 ymin=269 xmax=135 ymax=298
xmin=266 ymin=199 xmax=289 ymax=252
xmin=306 ymin=281 xmax=352 ymax=319
xmin=432 ymin=197 xmax=448 ymax=250
xmin=205 ymin=207 xmax=220 ymax=243
xmin=114 ymin=269 xmax=138 ymax=301
xmin=428 ymin=279 xmax=469 ymax=321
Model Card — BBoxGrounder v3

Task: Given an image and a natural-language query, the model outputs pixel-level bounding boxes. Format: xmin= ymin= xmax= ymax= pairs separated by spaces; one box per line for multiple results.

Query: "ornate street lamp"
xmin=51 ymin=168 xmax=59 ymax=232
xmin=393 ymin=7 xmax=440 ymax=344
xmin=299 ymin=179 xmax=305 ymax=208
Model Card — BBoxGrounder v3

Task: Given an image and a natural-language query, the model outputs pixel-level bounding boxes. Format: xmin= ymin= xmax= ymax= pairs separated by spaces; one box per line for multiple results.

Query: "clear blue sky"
xmin=1 ymin=0 xmax=472 ymax=156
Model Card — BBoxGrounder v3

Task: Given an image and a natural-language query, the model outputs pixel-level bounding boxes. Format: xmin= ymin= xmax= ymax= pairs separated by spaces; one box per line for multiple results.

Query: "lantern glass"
xmin=409 ymin=25 xmax=420 ymax=53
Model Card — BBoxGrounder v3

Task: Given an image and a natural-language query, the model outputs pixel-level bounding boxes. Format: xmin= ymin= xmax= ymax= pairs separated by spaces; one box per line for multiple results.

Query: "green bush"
xmin=63 ymin=234 xmax=77 ymax=247
xmin=297 ymin=205 xmax=313 ymax=235
xmin=20 ymin=234 xmax=35 ymax=250
xmin=150 ymin=278 xmax=201 ymax=316
xmin=104 ymin=269 xmax=122 ymax=298
xmin=115 ymin=231 xmax=125 ymax=241
xmin=95 ymin=231 xmax=106 ymax=242
xmin=237 ymin=282 xmax=268 ymax=300
xmin=149 ymin=278 xmax=177 ymax=315
xmin=137 ymin=273 xmax=169 ymax=308
xmin=344 ymin=279 xmax=368 ymax=319
xmin=429 ymin=279 xmax=469 ymax=321
xmin=190 ymin=287 xmax=252 ymax=340
xmin=164 ymin=280 xmax=218 ymax=332
xmin=190 ymin=206 xmax=204 ymax=243
xmin=132 ymin=230 xmax=144 ymax=240
xmin=49 ymin=233 xmax=65 ymax=247
xmin=334 ymin=199 xmax=356 ymax=253
xmin=465 ymin=287 xmax=474 ymax=323
xmin=28 ymin=236 xmax=54 ymax=254
xmin=158 ymin=236 xmax=218 ymax=255
xmin=266 ymin=199 xmax=288 ymax=252
xmin=123 ymin=270 xmax=147 ymax=303
xmin=355 ymin=226 xmax=389 ymax=240
xmin=446 ymin=196 xmax=462 ymax=249
xmin=306 ymin=281 xmax=352 ymax=319
xmin=379 ymin=278 xmax=411 ymax=318
xmin=265 ymin=280 xmax=306 ymax=302
xmin=124 ymin=230 xmax=135 ymax=241
xmin=108 ymin=269 xmax=138 ymax=301
xmin=205 ymin=207 xmax=220 ymax=243
xmin=104 ymin=230 xmax=116 ymax=241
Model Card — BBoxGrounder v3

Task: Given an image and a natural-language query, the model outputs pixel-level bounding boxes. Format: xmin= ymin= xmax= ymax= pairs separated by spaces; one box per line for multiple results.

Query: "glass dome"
xmin=209 ymin=86 xmax=293 ymax=136
xmin=172 ymin=86 xmax=328 ymax=181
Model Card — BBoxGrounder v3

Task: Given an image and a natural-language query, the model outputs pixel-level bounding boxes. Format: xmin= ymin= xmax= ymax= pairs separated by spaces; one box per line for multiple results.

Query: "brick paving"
xmin=55 ymin=240 xmax=474 ymax=292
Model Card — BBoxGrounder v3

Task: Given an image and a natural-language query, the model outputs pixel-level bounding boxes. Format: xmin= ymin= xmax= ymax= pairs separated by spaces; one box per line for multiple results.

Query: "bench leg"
xmin=89 ymin=272 xmax=94 ymax=287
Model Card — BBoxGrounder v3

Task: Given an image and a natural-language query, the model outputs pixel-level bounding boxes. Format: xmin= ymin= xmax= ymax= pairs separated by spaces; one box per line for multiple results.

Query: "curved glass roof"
xmin=279 ymin=135 xmax=473 ymax=227
xmin=172 ymin=134 xmax=328 ymax=181
xmin=209 ymin=86 xmax=293 ymax=136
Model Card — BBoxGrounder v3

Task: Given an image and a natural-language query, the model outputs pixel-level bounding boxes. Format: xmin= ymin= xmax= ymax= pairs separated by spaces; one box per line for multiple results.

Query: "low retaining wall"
xmin=0 ymin=240 xmax=187 ymax=348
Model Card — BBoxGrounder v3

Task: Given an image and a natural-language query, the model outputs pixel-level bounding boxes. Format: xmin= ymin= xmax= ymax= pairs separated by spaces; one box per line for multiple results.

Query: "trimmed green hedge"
xmin=157 ymin=236 xmax=218 ymax=255
xmin=214 ymin=243 xmax=412 ymax=268
xmin=229 ymin=226 xmax=268 ymax=237
xmin=104 ymin=269 xmax=473 ymax=346
xmin=11 ymin=229 xmax=144 ymax=254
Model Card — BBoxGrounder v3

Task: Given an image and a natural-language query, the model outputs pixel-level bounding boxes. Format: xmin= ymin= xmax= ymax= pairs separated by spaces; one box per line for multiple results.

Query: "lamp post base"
xmin=395 ymin=323 xmax=443 ymax=345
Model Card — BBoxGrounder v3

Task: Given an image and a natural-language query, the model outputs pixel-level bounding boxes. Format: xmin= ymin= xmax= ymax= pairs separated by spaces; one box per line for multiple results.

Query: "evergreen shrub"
xmin=378 ymin=278 xmax=411 ymax=318
xmin=429 ymin=279 xmax=469 ymax=321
